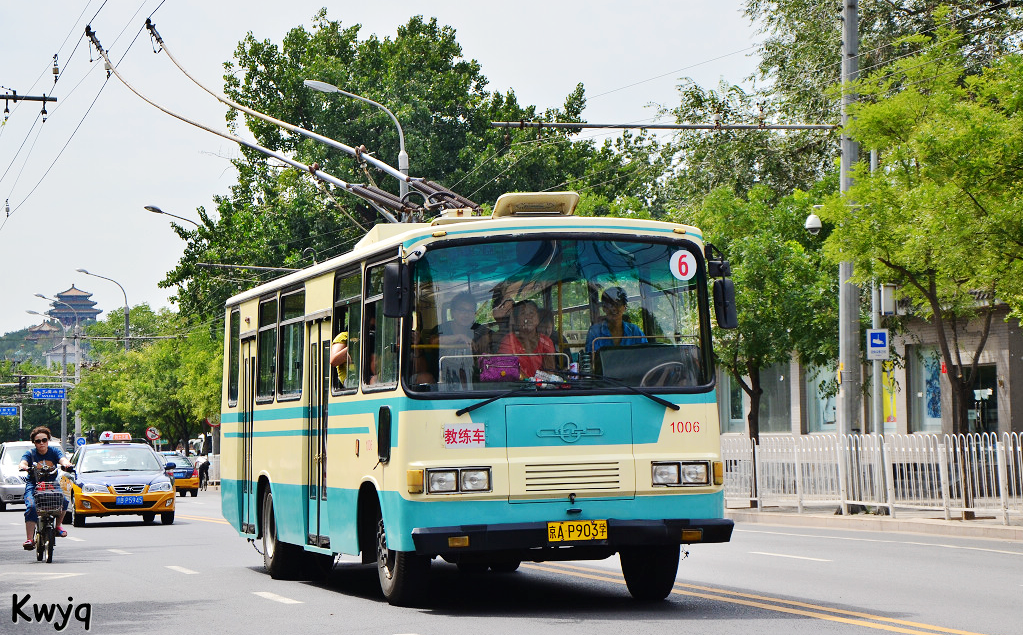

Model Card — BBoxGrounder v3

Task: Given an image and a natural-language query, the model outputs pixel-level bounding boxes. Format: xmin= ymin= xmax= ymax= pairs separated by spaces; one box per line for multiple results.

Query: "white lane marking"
xmin=737 ymin=528 xmax=1023 ymax=556
xmin=252 ymin=592 xmax=303 ymax=604
xmin=108 ymin=549 xmax=132 ymax=555
xmin=64 ymin=536 xmax=85 ymax=542
xmin=749 ymin=551 xmax=832 ymax=562
xmin=0 ymin=572 xmax=84 ymax=580
xmin=166 ymin=565 xmax=198 ymax=574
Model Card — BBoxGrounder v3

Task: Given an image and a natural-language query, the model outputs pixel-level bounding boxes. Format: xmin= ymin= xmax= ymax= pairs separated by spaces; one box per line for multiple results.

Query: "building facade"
xmin=719 ymin=305 xmax=1023 ymax=438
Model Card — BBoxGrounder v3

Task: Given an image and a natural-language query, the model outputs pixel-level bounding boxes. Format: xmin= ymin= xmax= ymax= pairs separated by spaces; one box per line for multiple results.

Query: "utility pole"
xmin=1 ymin=90 xmax=57 ymax=121
xmin=839 ymin=0 xmax=861 ymax=436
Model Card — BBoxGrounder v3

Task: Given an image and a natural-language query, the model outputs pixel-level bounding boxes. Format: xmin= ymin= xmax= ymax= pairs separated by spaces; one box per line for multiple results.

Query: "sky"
xmin=0 ymin=1 xmax=763 ymax=338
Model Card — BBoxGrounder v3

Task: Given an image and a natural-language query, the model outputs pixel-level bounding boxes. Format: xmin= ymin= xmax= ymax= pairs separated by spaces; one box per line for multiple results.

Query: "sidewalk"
xmin=725 ymin=505 xmax=1023 ymax=541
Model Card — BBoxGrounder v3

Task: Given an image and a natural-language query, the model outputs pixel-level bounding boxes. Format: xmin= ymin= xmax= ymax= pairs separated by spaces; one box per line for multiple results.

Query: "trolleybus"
xmin=220 ymin=190 xmax=737 ymax=604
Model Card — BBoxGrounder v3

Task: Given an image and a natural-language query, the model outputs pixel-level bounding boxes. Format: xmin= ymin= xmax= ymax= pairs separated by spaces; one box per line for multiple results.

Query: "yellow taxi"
xmin=159 ymin=452 xmax=199 ymax=497
xmin=61 ymin=432 xmax=176 ymax=526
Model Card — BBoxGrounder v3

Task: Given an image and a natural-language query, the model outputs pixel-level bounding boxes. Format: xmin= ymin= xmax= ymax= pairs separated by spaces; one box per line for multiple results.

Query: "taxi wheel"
xmin=142 ymin=512 xmax=155 ymax=524
xmin=0 ymin=500 xmax=6 ymax=512
xmin=161 ymin=511 xmax=175 ymax=525
xmin=179 ymin=490 xmax=186 ymax=497
xmin=620 ymin=544 xmax=680 ymax=602
xmin=71 ymin=499 xmax=85 ymax=527
xmin=189 ymin=489 xmax=198 ymax=497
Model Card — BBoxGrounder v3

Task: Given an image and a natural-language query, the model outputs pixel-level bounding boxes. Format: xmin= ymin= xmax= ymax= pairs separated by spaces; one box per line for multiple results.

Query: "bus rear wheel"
xmin=376 ymin=514 xmax=429 ymax=606
xmin=620 ymin=545 xmax=680 ymax=601
xmin=261 ymin=489 xmax=303 ymax=579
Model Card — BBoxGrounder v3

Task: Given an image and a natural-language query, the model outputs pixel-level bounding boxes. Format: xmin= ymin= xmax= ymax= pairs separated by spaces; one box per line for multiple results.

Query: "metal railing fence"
xmin=722 ymin=432 xmax=1023 ymax=525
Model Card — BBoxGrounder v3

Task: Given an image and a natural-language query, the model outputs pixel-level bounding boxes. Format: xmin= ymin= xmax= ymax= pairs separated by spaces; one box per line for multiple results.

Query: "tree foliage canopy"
xmin=821 ymin=22 xmax=1023 ymax=432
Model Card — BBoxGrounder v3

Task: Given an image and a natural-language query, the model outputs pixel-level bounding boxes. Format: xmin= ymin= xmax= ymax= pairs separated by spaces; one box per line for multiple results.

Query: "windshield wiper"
xmin=456 ymin=381 xmax=542 ymax=417
xmin=455 ymin=372 xmax=679 ymax=416
xmin=569 ymin=372 xmax=680 ymax=411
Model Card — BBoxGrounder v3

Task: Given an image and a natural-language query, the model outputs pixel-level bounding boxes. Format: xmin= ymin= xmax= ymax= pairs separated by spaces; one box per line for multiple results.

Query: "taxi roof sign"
xmin=99 ymin=431 xmax=132 ymax=443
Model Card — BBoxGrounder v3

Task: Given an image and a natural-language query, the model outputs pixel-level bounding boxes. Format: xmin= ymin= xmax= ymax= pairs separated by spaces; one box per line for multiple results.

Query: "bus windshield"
xmin=406 ymin=238 xmax=710 ymax=393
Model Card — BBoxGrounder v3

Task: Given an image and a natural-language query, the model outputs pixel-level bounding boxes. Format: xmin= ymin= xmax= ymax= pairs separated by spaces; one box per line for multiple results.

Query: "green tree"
xmin=672 ymin=182 xmax=839 ymax=442
xmin=821 ymin=27 xmax=1023 ymax=434
xmin=71 ymin=308 xmax=222 ymax=446
xmin=163 ymin=12 xmax=655 ymax=325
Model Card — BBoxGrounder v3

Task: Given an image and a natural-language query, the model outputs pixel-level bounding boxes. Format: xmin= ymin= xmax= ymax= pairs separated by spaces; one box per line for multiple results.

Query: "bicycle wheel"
xmin=45 ymin=526 xmax=54 ymax=563
xmin=35 ymin=529 xmax=43 ymax=562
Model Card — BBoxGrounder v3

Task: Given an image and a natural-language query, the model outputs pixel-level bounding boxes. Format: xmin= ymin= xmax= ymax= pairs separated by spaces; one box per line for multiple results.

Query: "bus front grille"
xmin=522 ymin=461 xmax=621 ymax=493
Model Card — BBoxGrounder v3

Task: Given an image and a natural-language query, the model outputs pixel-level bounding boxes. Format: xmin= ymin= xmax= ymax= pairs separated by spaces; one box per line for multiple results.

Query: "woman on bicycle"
xmin=19 ymin=426 xmax=73 ymax=549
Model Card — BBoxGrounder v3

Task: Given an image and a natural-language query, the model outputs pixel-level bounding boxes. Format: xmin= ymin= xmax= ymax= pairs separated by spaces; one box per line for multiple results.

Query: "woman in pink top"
xmin=499 ymin=300 xmax=554 ymax=379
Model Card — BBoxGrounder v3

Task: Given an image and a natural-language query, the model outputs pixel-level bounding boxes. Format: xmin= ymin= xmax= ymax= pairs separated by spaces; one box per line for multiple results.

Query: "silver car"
xmin=0 ymin=441 xmax=33 ymax=511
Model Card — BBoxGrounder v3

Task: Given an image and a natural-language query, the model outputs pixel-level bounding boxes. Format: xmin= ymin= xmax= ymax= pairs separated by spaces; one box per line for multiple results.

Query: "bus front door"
xmin=240 ymin=336 xmax=256 ymax=535
xmin=307 ymin=319 xmax=331 ymax=548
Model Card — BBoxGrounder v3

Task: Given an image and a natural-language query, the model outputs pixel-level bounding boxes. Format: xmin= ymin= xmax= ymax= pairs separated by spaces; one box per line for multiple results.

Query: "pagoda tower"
xmin=47 ymin=285 xmax=102 ymax=328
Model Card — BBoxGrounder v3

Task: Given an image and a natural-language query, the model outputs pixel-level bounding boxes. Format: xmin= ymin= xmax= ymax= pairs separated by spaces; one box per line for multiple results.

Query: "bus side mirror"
xmin=377 ymin=406 xmax=392 ymax=463
xmin=382 ymin=262 xmax=410 ymax=318
xmin=713 ymin=278 xmax=738 ymax=329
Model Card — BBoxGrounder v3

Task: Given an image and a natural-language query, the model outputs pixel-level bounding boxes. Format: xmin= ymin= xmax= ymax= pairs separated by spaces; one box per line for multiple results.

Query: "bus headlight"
xmin=427 ymin=470 xmax=458 ymax=493
xmin=460 ymin=469 xmax=490 ymax=492
xmin=652 ymin=463 xmax=680 ymax=485
xmin=652 ymin=461 xmax=710 ymax=486
xmin=425 ymin=468 xmax=492 ymax=494
xmin=680 ymin=462 xmax=709 ymax=484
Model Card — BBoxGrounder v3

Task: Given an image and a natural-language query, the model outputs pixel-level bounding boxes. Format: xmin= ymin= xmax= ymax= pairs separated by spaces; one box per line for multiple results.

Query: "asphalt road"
xmin=1 ymin=492 xmax=1020 ymax=635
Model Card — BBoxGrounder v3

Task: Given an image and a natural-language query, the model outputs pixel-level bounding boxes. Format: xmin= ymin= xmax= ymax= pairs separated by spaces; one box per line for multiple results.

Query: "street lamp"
xmin=144 ymin=205 xmax=200 ymax=228
xmin=35 ymin=293 xmax=84 ymax=442
xmin=26 ymin=309 xmax=71 ymax=449
xmin=76 ymin=268 xmax=129 ymax=351
xmin=303 ymin=79 xmax=409 ymax=199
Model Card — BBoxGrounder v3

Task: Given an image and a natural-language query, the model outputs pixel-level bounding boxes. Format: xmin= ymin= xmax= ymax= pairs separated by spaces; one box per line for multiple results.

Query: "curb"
xmin=725 ymin=510 xmax=1023 ymax=542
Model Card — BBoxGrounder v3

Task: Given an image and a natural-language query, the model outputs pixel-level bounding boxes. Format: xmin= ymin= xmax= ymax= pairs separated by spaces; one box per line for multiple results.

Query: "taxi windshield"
xmin=80 ymin=447 xmax=163 ymax=473
xmin=405 ymin=238 xmax=710 ymax=393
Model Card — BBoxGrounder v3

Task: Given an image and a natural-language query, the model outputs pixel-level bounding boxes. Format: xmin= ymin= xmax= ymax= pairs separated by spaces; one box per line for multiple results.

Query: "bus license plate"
xmin=116 ymin=496 xmax=143 ymax=506
xmin=547 ymin=520 xmax=608 ymax=542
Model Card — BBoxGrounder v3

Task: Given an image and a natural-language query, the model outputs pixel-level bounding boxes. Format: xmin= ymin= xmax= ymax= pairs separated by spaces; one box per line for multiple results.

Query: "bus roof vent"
xmin=492 ymin=192 xmax=579 ymax=218
xmin=430 ymin=208 xmax=493 ymax=226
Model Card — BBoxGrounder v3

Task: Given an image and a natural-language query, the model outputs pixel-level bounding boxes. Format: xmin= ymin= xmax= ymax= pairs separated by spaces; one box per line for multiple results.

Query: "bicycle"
xmin=28 ymin=464 xmax=71 ymax=563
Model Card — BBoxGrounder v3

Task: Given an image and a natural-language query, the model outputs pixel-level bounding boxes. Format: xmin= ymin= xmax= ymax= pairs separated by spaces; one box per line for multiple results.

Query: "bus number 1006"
xmin=670 ymin=421 xmax=700 ymax=433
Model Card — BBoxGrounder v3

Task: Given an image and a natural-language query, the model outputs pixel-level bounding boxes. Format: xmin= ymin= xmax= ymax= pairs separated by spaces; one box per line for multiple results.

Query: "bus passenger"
xmin=585 ymin=286 xmax=647 ymax=353
xmin=499 ymin=300 xmax=554 ymax=379
xmin=432 ymin=292 xmax=486 ymax=386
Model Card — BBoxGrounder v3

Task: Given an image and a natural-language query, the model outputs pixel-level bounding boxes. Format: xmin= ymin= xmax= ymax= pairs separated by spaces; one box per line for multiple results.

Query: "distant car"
xmin=0 ymin=441 xmax=33 ymax=511
xmin=61 ymin=432 xmax=176 ymax=526
xmin=159 ymin=452 xmax=199 ymax=497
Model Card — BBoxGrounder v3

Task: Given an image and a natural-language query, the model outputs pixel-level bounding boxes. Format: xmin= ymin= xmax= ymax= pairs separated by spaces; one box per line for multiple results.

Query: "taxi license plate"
xmin=547 ymin=520 xmax=608 ymax=542
xmin=116 ymin=496 xmax=143 ymax=506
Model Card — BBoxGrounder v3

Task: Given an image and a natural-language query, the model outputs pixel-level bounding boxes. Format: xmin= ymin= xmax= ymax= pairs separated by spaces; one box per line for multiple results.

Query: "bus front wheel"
xmin=376 ymin=514 xmax=429 ymax=606
xmin=620 ymin=545 xmax=680 ymax=601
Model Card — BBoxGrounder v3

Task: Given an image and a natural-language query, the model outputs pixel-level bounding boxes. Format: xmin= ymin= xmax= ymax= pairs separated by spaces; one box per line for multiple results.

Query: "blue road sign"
xmin=866 ymin=328 xmax=890 ymax=361
xmin=76 ymin=437 xmax=87 ymax=447
xmin=0 ymin=405 xmax=18 ymax=416
xmin=31 ymin=387 xmax=67 ymax=400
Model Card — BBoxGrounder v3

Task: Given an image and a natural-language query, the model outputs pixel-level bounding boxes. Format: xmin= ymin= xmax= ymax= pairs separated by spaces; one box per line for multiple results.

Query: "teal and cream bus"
xmin=220 ymin=191 xmax=737 ymax=605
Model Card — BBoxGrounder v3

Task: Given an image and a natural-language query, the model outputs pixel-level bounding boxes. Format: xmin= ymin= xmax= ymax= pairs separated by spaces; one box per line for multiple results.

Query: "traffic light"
xmin=18 ymin=376 xmax=26 ymax=392
xmin=86 ymin=429 xmax=96 ymax=443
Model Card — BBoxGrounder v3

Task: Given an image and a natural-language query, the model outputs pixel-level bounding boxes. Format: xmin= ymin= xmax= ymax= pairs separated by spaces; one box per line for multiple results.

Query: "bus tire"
xmin=261 ymin=489 xmax=302 ymax=579
xmin=376 ymin=513 xmax=429 ymax=606
xmin=620 ymin=545 xmax=680 ymax=601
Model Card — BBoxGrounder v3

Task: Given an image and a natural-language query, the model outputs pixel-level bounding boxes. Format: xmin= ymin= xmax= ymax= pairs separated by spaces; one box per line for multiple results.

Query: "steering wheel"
xmin=640 ymin=361 xmax=688 ymax=387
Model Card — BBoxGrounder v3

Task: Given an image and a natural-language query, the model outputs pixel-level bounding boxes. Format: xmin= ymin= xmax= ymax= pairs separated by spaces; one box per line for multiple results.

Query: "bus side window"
xmin=333 ymin=271 xmax=362 ymax=393
xmin=364 ymin=263 xmax=399 ymax=390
